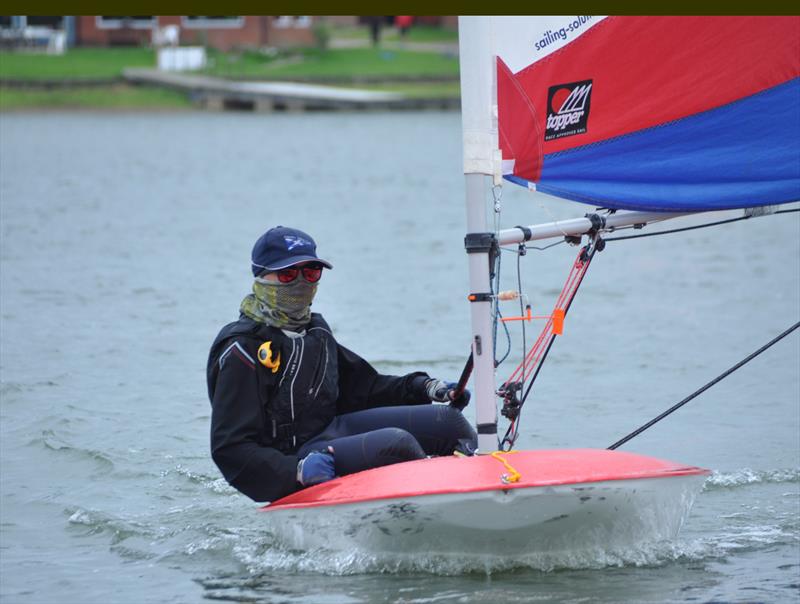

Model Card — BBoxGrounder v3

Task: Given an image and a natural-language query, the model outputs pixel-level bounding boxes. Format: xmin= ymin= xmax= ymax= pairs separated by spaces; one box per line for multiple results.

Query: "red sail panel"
xmin=500 ymin=16 xmax=800 ymax=182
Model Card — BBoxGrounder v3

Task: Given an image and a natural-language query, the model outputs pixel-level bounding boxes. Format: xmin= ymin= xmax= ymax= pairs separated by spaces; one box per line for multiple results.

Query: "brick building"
xmin=74 ymin=16 xmax=316 ymax=50
xmin=2 ymin=16 xmax=458 ymax=52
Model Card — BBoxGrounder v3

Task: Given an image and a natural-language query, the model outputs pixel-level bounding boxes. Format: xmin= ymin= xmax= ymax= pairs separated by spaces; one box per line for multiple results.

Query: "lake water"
xmin=1 ymin=111 xmax=798 ymax=603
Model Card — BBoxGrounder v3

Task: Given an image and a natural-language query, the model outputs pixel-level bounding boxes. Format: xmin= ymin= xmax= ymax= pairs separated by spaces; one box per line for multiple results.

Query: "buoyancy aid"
xmin=207 ymin=313 xmax=339 ymax=453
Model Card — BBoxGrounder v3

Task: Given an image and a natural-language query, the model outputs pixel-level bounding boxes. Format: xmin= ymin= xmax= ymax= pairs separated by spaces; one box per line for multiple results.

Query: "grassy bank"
xmin=1 ymin=46 xmax=458 ymax=83
xmin=0 ymin=84 xmax=191 ymax=110
xmin=0 ymin=48 xmax=155 ymax=80
xmin=0 ymin=43 xmax=459 ymax=110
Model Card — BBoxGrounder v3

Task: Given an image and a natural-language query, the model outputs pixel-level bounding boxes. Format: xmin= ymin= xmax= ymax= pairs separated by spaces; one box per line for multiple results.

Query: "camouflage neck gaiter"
xmin=240 ymin=277 xmax=317 ymax=331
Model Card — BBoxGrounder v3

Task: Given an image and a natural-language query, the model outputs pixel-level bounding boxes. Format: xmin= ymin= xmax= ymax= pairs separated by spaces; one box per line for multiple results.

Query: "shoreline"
xmin=0 ymin=82 xmax=459 ymax=112
xmin=0 ymin=105 xmax=197 ymax=113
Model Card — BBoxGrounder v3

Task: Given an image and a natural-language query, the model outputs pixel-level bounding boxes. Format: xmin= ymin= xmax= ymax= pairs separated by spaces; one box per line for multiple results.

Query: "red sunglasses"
xmin=275 ymin=263 xmax=324 ymax=284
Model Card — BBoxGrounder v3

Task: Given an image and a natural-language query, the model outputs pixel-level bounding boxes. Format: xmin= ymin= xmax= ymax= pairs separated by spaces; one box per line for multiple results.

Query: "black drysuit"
xmin=207 ymin=314 xmax=475 ymax=502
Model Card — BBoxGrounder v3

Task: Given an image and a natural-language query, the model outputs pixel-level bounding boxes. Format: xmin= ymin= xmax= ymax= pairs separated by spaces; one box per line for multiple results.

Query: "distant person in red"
xmin=207 ymin=226 xmax=476 ymax=502
xmin=395 ymin=16 xmax=413 ymax=39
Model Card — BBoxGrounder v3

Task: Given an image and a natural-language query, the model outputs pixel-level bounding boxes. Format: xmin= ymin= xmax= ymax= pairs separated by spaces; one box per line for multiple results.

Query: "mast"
xmin=459 ymin=17 xmax=500 ymax=452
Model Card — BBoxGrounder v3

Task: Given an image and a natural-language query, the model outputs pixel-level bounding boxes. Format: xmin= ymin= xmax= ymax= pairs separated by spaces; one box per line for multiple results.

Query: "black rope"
xmin=494 ymin=307 xmax=512 ymax=366
xmin=493 ymin=242 xmax=513 ymax=366
xmin=526 ymin=240 xmax=566 ymax=251
xmin=500 ymin=239 xmax=566 ymax=254
xmin=500 ymin=242 xmax=599 ymax=449
xmin=605 ymin=208 xmax=799 ymax=242
xmin=608 ymin=321 xmax=800 ymax=450
xmin=516 ymin=244 xmax=528 ymax=400
xmin=491 ymin=242 xmax=502 ymax=364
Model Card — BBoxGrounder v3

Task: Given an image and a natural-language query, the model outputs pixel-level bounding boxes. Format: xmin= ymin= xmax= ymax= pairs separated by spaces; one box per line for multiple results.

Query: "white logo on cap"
xmin=284 ymin=235 xmax=311 ymax=251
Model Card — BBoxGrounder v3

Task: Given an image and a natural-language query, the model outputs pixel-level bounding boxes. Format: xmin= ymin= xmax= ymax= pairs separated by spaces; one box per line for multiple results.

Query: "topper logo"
xmin=545 ymin=80 xmax=593 ymax=141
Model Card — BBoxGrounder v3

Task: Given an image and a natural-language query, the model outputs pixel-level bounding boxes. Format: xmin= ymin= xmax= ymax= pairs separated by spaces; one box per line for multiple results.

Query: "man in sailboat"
xmin=207 ymin=226 xmax=477 ymax=503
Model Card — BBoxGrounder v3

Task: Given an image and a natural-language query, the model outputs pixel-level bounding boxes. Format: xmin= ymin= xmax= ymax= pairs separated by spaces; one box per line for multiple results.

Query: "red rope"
xmin=502 ymin=247 xmax=593 ymax=387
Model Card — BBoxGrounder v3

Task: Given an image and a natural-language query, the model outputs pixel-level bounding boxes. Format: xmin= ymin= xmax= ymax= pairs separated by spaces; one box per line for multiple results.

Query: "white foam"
xmin=704 ymin=468 xmax=800 ymax=489
xmin=225 ymin=511 xmax=800 ymax=577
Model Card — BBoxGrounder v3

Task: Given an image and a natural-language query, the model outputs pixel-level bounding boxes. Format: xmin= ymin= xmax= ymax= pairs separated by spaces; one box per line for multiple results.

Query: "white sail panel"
xmin=491 ymin=16 xmax=606 ymax=74
xmin=458 ymin=16 xmax=605 ymax=179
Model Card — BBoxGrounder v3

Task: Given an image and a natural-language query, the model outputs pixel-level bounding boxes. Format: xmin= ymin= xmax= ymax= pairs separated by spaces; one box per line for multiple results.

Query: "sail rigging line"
xmin=489 ymin=185 xmax=515 ymax=369
xmin=608 ymin=320 xmax=800 ymax=451
xmin=603 ymin=208 xmax=800 ymax=242
xmin=500 ymin=240 xmax=566 ymax=254
xmin=495 ymin=241 xmax=567 ymax=368
xmin=499 ymin=243 xmax=534 ymax=450
xmin=524 ymin=240 xmax=567 ymax=252
xmin=516 ymin=241 xmax=598 ymax=401
xmin=493 ymin=308 xmax=513 ymax=367
xmin=503 ymin=241 xmax=597 ymax=386
xmin=499 ymin=239 xmax=600 ymax=450
xmin=492 ymin=236 xmax=512 ymax=367
xmin=516 ymin=243 xmax=529 ymax=407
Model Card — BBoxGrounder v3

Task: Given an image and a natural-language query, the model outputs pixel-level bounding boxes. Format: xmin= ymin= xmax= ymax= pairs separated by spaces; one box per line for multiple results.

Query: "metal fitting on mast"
xmin=464 ymin=231 xmax=499 ymax=279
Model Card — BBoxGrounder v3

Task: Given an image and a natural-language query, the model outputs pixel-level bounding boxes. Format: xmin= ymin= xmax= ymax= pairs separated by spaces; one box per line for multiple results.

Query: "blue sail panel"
xmin=511 ymin=78 xmax=800 ymax=212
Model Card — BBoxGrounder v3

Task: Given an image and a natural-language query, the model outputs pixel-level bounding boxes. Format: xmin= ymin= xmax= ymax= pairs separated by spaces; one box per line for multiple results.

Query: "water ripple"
xmin=161 ymin=463 xmax=238 ymax=496
xmin=33 ymin=429 xmax=115 ymax=472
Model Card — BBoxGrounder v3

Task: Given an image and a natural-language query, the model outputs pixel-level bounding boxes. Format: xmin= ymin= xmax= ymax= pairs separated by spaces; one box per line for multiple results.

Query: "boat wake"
xmin=228 ymin=467 xmax=798 ymax=576
xmin=228 ymin=525 xmax=798 ymax=576
xmin=703 ymin=468 xmax=799 ymax=490
xmin=59 ymin=462 xmax=799 ymax=580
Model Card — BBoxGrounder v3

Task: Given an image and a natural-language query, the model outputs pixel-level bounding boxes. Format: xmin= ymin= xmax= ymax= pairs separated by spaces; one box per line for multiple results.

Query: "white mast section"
xmin=459 ymin=17 xmax=501 ymax=452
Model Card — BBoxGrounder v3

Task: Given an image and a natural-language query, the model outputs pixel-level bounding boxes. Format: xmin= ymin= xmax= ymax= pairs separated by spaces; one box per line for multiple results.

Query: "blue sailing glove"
xmin=297 ymin=448 xmax=335 ymax=487
xmin=425 ymin=379 xmax=471 ymax=411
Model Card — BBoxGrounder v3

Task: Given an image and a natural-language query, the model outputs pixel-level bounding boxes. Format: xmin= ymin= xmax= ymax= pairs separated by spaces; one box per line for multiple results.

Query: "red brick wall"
xmin=173 ymin=17 xmax=268 ymax=51
xmin=414 ymin=16 xmax=458 ymax=29
xmin=440 ymin=16 xmax=458 ymax=30
xmin=265 ymin=17 xmax=315 ymax=48
xmin=75 ymin=16 xmax=152 ymax=46
xmin=75 ymin=16 xmax=316 ymax=50
xmin=322 ymin=16 xmax=359 ymax=27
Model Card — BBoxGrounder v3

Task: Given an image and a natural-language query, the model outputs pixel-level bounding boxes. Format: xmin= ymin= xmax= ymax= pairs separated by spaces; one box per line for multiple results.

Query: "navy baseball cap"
xmin=251 ymin=226 xmax=333 ymax=276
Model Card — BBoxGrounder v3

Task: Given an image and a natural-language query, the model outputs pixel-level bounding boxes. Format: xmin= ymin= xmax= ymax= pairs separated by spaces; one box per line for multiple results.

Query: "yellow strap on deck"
xmin=491 ymin=450 xmax=521 ymax=484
